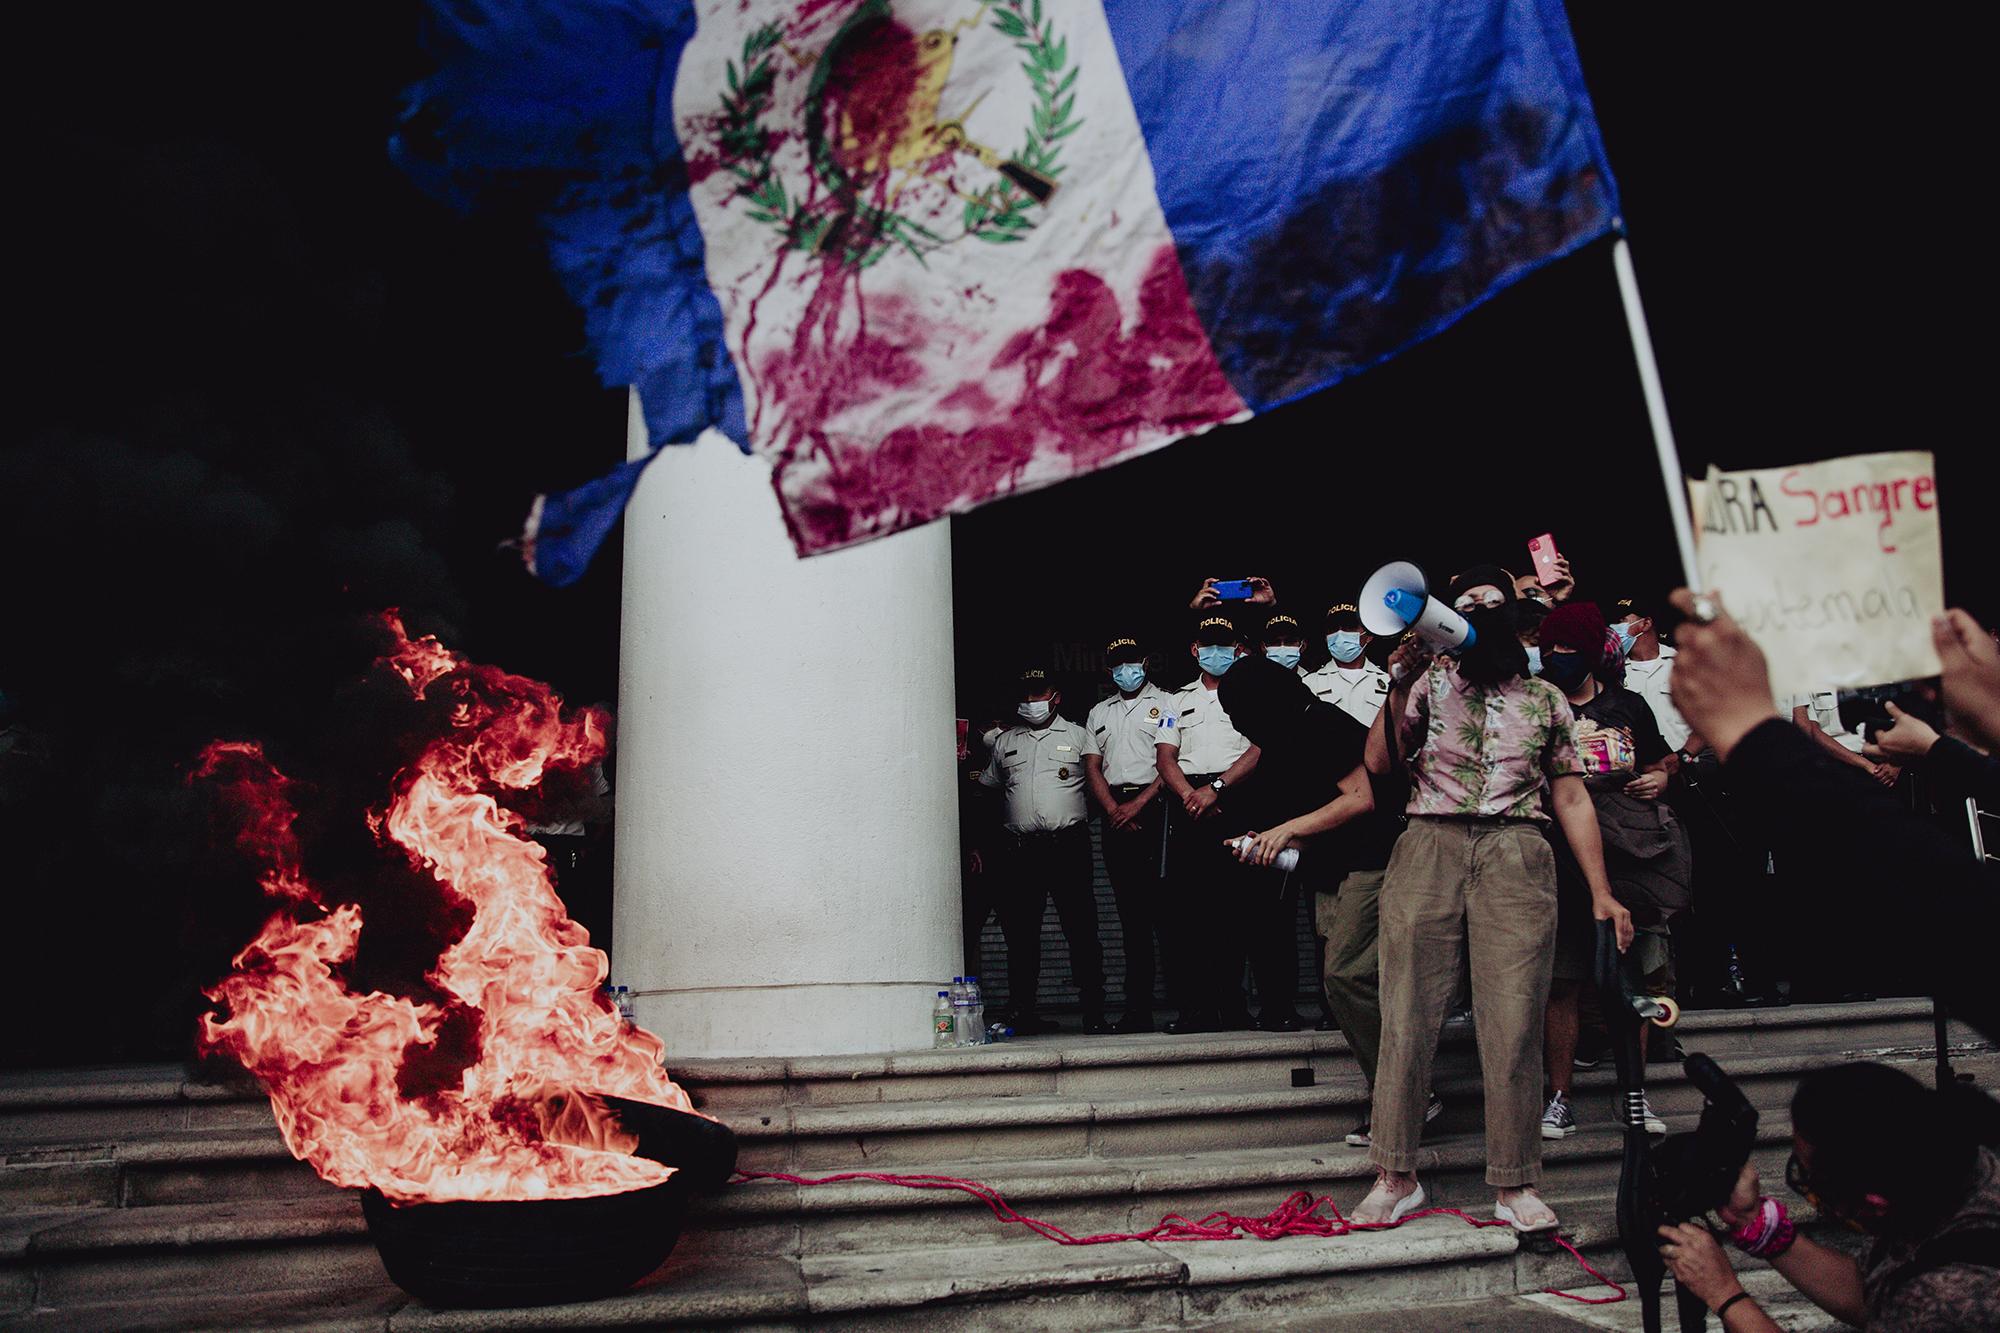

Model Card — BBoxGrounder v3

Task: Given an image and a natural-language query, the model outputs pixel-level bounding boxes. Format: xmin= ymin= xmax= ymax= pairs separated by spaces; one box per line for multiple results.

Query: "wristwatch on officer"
xmin=1209 ymin=777 xmax=1227 ymax=793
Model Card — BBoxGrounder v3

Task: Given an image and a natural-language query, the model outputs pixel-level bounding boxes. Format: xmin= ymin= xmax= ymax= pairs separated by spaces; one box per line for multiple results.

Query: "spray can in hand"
xmin=1230 ymin=835 xmax=1300 ymax=873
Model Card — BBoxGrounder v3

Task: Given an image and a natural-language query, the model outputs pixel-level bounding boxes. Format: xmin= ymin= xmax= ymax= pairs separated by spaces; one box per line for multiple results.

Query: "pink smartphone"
xmin=1528 ymin=533 xmax=1563 ymax=585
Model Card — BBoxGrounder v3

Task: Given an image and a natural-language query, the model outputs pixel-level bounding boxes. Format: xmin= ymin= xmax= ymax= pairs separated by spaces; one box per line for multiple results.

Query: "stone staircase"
xmin=1 ymin=999 xmax=1990 ymax=1331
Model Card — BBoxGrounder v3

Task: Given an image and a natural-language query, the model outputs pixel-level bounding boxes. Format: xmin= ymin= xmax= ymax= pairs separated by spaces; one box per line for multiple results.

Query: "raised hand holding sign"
xmin=1688 ymin=452 xmax=1944 ymax=697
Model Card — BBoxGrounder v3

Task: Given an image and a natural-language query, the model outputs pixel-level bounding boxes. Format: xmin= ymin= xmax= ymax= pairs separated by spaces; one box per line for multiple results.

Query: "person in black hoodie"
xmin=1215 ymin=655 xmax=1376 ymax=1032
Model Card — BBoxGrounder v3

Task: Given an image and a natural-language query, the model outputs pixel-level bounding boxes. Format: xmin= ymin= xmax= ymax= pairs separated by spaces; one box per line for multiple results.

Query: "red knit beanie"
xmin=1540 ymin=602 xmax=1607 ymax=668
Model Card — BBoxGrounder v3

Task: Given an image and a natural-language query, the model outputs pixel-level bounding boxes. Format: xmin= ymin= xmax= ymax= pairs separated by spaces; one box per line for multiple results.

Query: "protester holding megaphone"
xmin=1359 ymin=560 xmax=1477 ymax=662
xmin=1352 ymin=564 xmax=1633 ymax=1237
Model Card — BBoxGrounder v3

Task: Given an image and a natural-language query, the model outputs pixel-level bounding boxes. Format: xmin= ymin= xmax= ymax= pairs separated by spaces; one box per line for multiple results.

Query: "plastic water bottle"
xmin=957 ymin=976 xmax=987 ymax=1047
xmin=932 ymin=991 xmax=956 ymax=1048
xmin=1231 ymin=835 xmax=1300 ymax=873
xmin=614 ymin=985 xmax=636 ymax=1024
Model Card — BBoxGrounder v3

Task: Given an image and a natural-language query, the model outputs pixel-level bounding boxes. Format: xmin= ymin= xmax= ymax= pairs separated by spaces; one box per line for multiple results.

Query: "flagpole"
xmin=1610 ymin=234 xmax=1704 ymax=594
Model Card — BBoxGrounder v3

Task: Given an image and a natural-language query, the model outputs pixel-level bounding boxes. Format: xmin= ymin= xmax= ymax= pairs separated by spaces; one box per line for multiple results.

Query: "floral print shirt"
xmin=1396 ymin=661 xmax=1581 ymax=822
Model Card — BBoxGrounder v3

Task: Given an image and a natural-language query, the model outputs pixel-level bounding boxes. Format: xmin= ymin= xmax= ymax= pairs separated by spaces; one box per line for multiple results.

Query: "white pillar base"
xmin=611 ymin=395 xmax=962 ymax=1059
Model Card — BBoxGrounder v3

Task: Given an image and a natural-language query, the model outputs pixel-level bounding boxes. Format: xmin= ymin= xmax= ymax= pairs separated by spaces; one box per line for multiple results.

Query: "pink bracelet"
xmin=1729 ymin=1197 xmax=1774 ymax=1250
xmin=1730 ymin=1197 xmax=1795 ymax=1258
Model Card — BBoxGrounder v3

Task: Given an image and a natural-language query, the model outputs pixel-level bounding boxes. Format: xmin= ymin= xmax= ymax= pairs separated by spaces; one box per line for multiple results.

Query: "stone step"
xmin=0 ymin=1064 xmax=271 ymax=1148
xmin=671 ymin=998 xmax=1952 ymax=1111
xmin=699 ymin=1109 xmax=1816 ymax=1260
xmin=0 ymin=1001 xmax=1954 ymax=1148
xmin=1 ymin=1085 xmax=1914 ymax=1330
xmin=710 ymin=1042 xmax=1993 ymax=1172
xmin=4 ymin=1185 xmax=1842 ymax=1333
xmin=0 ymin=1207 xmax=1597 ymax=1332
xmin=0 ymin=1079 xmax=1913 ymax=1325
xmin=0 ymin=1194 xmax=384 ymax=1311
xmin=0 ymin=1008 xmax=1977 ymax=1330
xmin=5 ymin=1041 xmax=1987 ymax=1216
xmin=1184 ymin=1267 xmax=1847 ymax=1333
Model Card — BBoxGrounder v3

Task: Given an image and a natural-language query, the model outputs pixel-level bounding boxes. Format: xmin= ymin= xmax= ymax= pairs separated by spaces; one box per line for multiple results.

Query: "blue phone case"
xmin=1212 ymin=580 xmax=1255 ymax=600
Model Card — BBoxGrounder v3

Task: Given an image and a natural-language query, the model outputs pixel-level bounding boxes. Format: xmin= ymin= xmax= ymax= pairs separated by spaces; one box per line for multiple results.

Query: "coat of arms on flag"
xmin=679 ymin=0 xmax=1247 ymax=554
xmin=398 ymin=0 xmax=1619 ymax=580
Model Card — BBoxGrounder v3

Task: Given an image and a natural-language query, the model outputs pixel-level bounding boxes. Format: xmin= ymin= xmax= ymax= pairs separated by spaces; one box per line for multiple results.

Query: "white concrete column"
xmin=610 ymin=393 xmax=962 ymax=1058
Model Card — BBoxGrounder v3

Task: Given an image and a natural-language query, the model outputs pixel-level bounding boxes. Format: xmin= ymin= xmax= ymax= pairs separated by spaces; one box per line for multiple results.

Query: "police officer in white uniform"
xmin=1260 ymin=612 xmax=1310 ymax=677
xmin=979 ymin=667 xmax=1109 ymax=1035
xmin=1155 ymin=616 xmax=1263 ymax=1033
xmin=1304 ymin=603 xmax=1391 ymax=729
xmin=1606 ymin=596 xmax=1691 ymax=754
xmin=1084 ymin=637 xmax=1172 ymax=1033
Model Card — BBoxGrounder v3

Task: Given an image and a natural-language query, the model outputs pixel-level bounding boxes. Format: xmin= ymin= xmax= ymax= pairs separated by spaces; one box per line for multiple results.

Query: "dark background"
xmin=2 ymin=5 xmax=1980 ymax=1064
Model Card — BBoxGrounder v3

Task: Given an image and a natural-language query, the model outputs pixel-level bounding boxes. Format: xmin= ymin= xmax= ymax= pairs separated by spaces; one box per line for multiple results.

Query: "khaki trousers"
xmin=1315 ymin=869 xmax=1385 ymax=1088
xmin=1368 ymin=818 xmax=1556 ymax=1188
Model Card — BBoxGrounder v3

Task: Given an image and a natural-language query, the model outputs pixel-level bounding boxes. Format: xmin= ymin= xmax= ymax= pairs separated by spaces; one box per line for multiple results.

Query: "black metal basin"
xmin=361 ymin=1100 xmax=738 ymax=1308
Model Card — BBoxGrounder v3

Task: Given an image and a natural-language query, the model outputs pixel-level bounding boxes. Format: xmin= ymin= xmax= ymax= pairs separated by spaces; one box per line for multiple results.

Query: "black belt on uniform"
xmin=1007 ymin=823 xmax=1089 ymax=841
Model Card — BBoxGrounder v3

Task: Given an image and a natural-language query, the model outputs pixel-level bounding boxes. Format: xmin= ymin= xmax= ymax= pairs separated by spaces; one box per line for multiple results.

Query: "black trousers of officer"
xmin=1162 ymin=775 xmax=1260 ymax=1022
xmin=997 ymin=824 xmax=1105 ymax=1016
xmin=1099 ymin=785 xmax=1165 ymax=1015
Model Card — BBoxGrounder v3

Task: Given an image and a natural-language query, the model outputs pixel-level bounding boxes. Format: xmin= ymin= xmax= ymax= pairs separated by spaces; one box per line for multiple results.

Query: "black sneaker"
xmin=1012 ymin=1014 xmax=1061 ymax=1036
xmin=1164 ymin=1012 xmax=1218 ymax=1035
xmin=1572 ymin=1039 xmax=1609 ymax=1071
xmin=1540 ymin=1092 xmax=1577 ymax=1140
xmin=1257 ymin=1012 xmax=1304 ymax=1033
xmin=1315 ymin=1013 xmax=1336 ymax=1031
xmin=1082 ymin=1013 xmax=1113 ymax=1035
xmin=1112 ymin=1011 xmax=1155 ymax=1034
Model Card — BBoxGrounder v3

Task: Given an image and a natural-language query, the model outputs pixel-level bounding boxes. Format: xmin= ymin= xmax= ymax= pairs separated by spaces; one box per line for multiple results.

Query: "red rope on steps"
xmin=734 ymin=1168 xmax=1626 ymax=1305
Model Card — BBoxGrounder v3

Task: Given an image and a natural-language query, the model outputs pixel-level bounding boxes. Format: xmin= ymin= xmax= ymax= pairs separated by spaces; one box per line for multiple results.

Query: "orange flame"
xmin=198 ymin=614 xmax=694 ymax=1203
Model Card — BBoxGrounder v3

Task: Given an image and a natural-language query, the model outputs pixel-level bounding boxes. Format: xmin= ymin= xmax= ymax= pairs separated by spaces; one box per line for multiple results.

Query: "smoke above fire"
xmin=197 ymin=613 xmax=694 ymax=1203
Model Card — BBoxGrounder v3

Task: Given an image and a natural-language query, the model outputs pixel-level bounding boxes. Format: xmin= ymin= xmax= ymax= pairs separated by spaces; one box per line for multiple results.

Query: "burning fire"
xmin=198 ymin=614 xmax=697 ymax=1203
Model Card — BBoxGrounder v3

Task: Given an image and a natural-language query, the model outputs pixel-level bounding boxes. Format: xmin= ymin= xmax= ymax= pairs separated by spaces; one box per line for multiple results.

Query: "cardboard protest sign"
xmin=1689 ymin=451 xmax=1943 ymax=696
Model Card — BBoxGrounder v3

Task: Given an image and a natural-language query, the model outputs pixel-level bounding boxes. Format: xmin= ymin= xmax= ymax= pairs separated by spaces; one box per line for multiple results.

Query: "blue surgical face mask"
xmin=1110 ymin=663 xmax=1147 ymax=693
xmin=1611 ymin=621 xmax=1638 ymax=655
xmin=1016 ymin=699 xmax=1053 ymax=724
xmin=1525 ymin=645 xmax=1543 ymax=676
xmin=1327 ymin=631 xmax=1364 ymax=664
xmin=1197 ymin=646 xmax=1238 ymax=677
xmin=1264 ymin=645 xmax=1302 ymax=671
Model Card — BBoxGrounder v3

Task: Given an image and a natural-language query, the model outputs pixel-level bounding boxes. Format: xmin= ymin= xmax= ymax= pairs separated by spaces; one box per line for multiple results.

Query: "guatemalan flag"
xmin=399 ymin=0 xmax=1618 ymax=582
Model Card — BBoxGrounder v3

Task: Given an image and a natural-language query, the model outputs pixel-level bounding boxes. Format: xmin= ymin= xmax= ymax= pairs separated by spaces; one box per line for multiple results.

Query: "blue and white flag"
xmin=400 ymin=0 xmax=1618 ymax=579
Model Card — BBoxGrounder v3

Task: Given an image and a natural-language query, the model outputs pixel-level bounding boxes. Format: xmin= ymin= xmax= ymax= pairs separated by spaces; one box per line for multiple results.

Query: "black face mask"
xmin=1539 ymin=652 xmax=1594 ymax=693
xmin=1456 ymin=607 xmax=1527 ymax=686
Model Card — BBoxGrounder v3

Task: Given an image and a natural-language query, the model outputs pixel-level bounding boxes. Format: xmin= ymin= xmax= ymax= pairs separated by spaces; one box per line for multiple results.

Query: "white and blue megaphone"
xmin=1359 ymin=561 xmax=1477 ymax=652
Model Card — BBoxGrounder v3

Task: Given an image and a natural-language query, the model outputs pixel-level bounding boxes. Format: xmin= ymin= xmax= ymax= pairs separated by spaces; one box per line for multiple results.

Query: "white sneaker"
xmin=1355 ymin=1177 xmax=1428 ymax=1225
xmin=1621 ymin=1092 xmax=1667 ymax=1135
xmin=1541 ymin=1091 xmax=1577 ymax=1139
xmin=1494 ymin=1192 xmax=1560 ymax=1233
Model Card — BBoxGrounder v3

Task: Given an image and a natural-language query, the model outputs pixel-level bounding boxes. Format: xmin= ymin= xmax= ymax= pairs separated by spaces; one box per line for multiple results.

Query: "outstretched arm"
xmin=1232 ymin=765 xmax=1372 ymax=867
